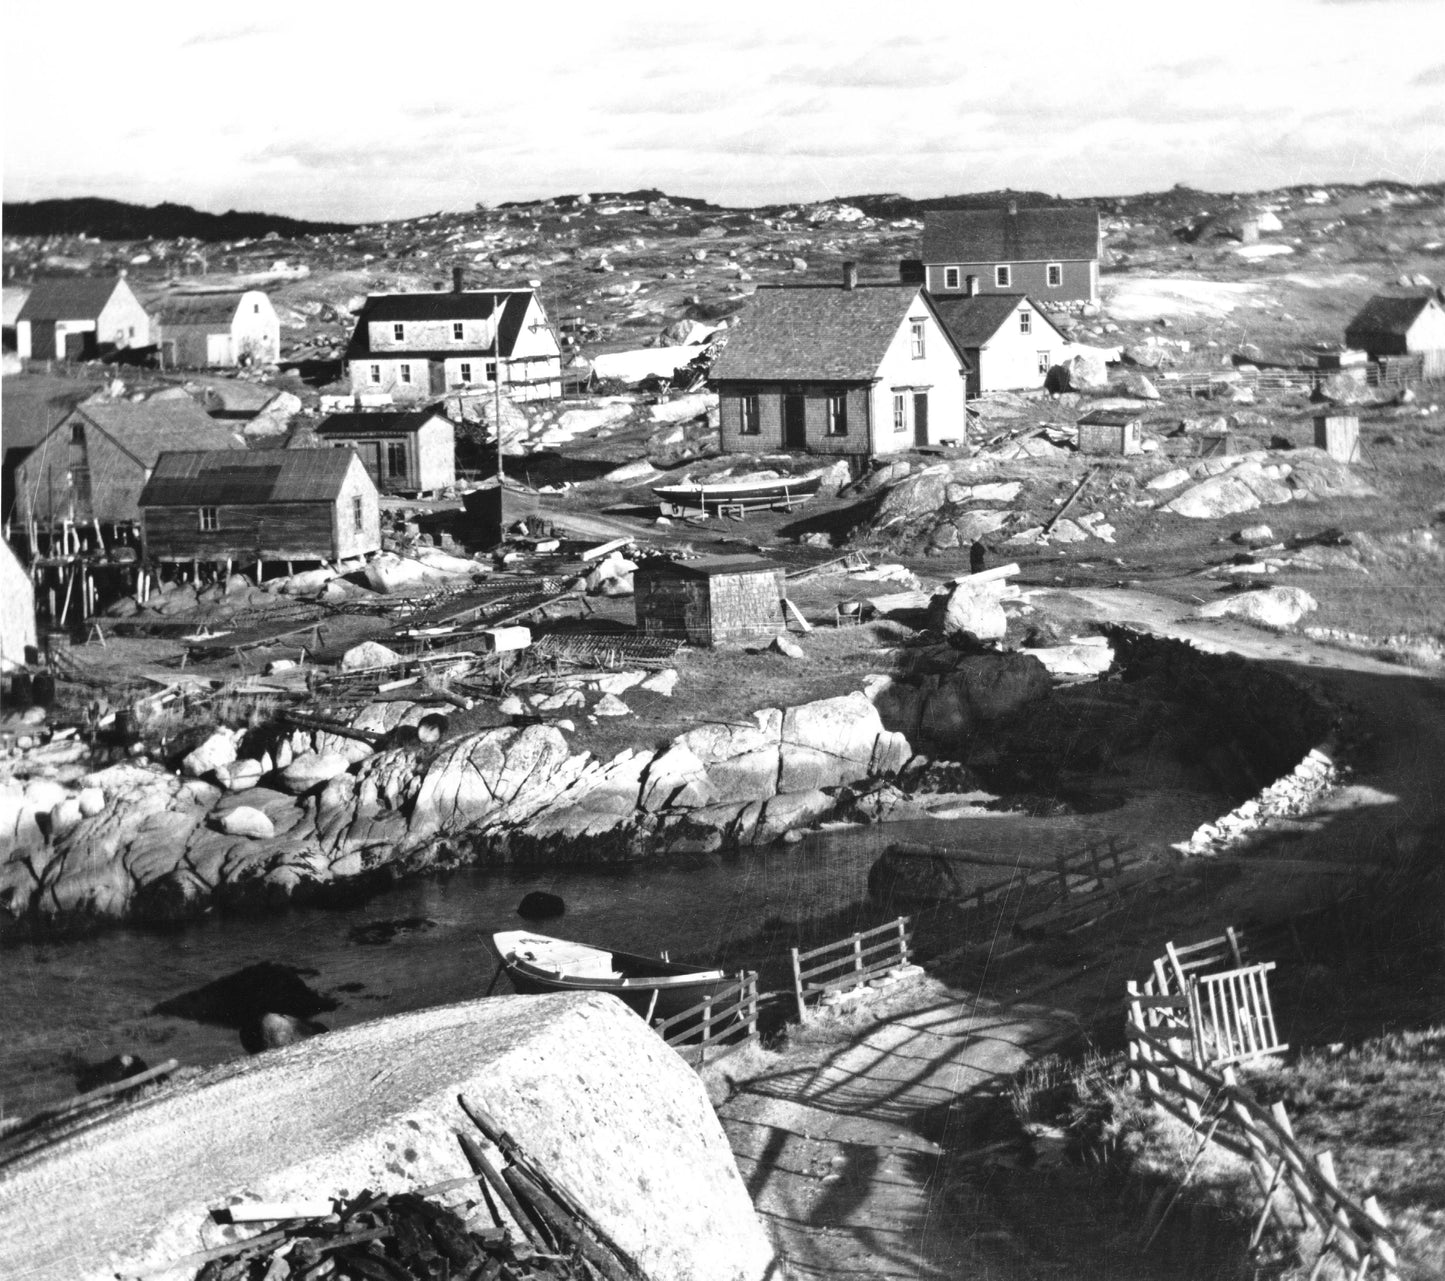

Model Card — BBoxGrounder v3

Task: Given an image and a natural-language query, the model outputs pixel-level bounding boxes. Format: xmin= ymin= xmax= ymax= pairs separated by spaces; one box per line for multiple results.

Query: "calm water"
xmin=0 ymin=790 xmax=1217 ymax=1118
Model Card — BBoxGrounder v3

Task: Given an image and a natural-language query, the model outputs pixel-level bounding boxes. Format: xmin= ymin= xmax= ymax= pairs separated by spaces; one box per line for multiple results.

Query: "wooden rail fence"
xmin=789 ymin=917 xmax=913 ymax=1021
xmin=650 ymin=972 xmax=759 ymax=1068
xmin=1127 ymin=951 xmax=1401 ymax=1278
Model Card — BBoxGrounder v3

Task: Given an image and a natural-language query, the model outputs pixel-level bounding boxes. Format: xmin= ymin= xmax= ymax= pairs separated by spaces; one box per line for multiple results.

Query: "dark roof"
xmin=69 ymin=397 xmax=243 ymax=467
xmin=346 ymin=290 xmax=534 ymax=360
xmin=931 ymin=294 xmax=1063 ymax=347
xmin=316 ymin=409 xmax=446 ymax=437
xmin=639 ymin=554 xmax=782 ymax=579
xmin=16 ymin=277 xmax=127 ymax=323
xmin=709 ymin=285 xmax=952 ymax=382
xmin=139 ymin=448 xmax=362 ymax=507
xmin=922 ymin=207 xmax=1100 ymax=263
xmin=1078 ymin=409 xmax=1142 ymax=426
xmin=149 ymin=292 xmax=251 ymax=327
xmin=1344 ymin=293 xmax=1439 ymax=340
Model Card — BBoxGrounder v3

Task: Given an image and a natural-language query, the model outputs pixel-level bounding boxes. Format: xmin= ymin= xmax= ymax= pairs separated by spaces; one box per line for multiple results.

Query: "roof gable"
xmin=67 ymin=397 xmax=243 ymax=468
xmin=709 ymin=285 xmax=952 ymax=382
xmin=931 ymin=293 xmax=1066 ymax=347
xmin=348 ymin=290 xmax=535 ymax=359
xmin=16 ymin=277 xmax=127 ymax=323
xmin=139 ymin=448 xmax=363 ymax=507
xmin=149 ymin=292 xmax=254 ymax=327
xmin=1345 ymin=293 xmax=1438 ymax=338
xmin=922 ymin=207 xmax=1100 ymax=263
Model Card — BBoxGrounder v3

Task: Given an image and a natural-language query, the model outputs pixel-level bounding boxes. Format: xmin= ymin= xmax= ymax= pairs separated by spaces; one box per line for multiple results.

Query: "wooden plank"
xmin=783 ymin=597 xmax=814 ymax=634
xmin=793 ymin=918 xmax=911 ymax=962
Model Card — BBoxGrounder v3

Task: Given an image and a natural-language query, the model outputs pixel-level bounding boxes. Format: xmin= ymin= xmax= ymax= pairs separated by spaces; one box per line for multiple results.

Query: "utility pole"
xmin=493 ymin=293 xmax=504 ymax=487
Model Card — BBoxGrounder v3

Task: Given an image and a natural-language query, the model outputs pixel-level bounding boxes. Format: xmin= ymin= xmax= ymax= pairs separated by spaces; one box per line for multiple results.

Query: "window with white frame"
xmin=459 ymin=361 xmax=473 ymax=383
xmin=739 ymin=391 xmax=761 ymax=435
xmin=826 ymin=391 xmax=848 ymax=436
xmin=1019 ymin=311 xmax=1032 ymax=335
xmin=400 ymin=363 xmax=412 ymax=384
xmin=1046 ymin=263 xmax=1062 ymax=288
xmin=910 ymin=321 xmax=926 ymax=359
xmin=1037 ymin=351 xmax=1052 ymax=376
xmin=943 ymin=267 xmax=961 ymax=290
xmin=893 ymin=393 xmax=908 ymax=433
xmin=393 ymin=323 xmax=405 ymax=341
xmin=486 ymin=361 xmax=497 ymax=382
xmin=995 ymin=265 xmax=1011 ymax=288
xmin=369 ymin=364 xmax=381 ymax=384
xmin=452 ymin=322 xmax=464 ymax=341
xmin=198 ymin=507 xmax=218 ymax=531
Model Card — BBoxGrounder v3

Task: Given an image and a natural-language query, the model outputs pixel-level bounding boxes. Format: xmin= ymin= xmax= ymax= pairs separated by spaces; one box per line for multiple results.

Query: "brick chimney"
xmin=842 ymin=261 xmax=858 ymax=291
xmin=453 ymin=265 xmax=465 ymax=293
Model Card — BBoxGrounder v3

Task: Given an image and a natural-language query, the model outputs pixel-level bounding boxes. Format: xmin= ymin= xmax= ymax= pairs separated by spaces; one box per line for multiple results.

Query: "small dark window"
xmin=910 ymin=321 xmax=925 ymax=359
xmin=739 ymin=392 xmax=761 ymax=435
xmin=352 ymin=495 xmax=365 ymax=532
xmin=400 ymin=363 xmax=412 ymax=384
xmin=199 ymin=507 xmax=218 ymax=531
xmin=369 ymin=364 xmax=381 ymax=384
xmin=70 ymin=422 xmax=85 ymax=443
xmin=452 ymin=322 xmax=464 ymax=341
xmin=254 ymin=303 xmax=260 ymax=314
xmin=393 ymin=323 xmax=405 ymax=341
xmin=486 ymin=361 xmax=498 ymax=382
xmin=459 ymin=361 xmax=473 ymax=383
xmin=1037 ymin=351 xmax=1052 ymax=375
xmin=943 ymin=267 xmax=960 ymax=290
xmin=1046 ymin=263 xmax=1062 ymax=287
xmin=1019 ymin=311 xmax=1032 ymax=335
xmin=826 ymin=391 xmax=848 ymax=436
xmin=995 ymin=265 xmax=1011 ymax=288
xmin=892 ymin=394 xmax=907 ymax=433
xmin=387 ymin=442 xmax=407 ymax=477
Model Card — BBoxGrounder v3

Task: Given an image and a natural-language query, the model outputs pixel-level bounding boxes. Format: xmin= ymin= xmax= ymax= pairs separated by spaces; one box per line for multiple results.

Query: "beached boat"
xmin=651 ymin=473 xmax=822 ymax=516
xmin=488 ymin=930 xmax=729 ymax=1021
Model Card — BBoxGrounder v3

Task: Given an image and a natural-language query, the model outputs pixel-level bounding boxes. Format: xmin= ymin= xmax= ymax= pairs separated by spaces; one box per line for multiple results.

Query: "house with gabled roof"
xmin=931 ymin=294 xmax=1068 ymax=395
xmin=345 ymin=270 xmax=561 ymax=402
xmin=1344 ymin=293 xmax=1445 ymax=378
xmin=709 ymin=265 xmax=969 ymax=459
xmin=15 ymin=276 xmax=151 ymax=362
xmin=138 ymin=448 xmax=380 ymax=566
xmin=912 ymin=204 xmax=1101 ymax=306
xmin=315 ymin=408 xmax=455 ymax=493
xmin=12 ymin=396 xmax=243 ymax=527
xmin=150 ymin=290 xmax=280 ymax=368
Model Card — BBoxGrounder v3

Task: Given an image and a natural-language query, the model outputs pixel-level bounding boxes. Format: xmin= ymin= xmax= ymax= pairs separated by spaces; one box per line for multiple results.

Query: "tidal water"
xmin=0 ymin=790 xmax=1216 ymax=1118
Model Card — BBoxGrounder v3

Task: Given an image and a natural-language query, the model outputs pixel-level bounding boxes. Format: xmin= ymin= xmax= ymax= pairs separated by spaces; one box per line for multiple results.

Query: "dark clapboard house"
xmin=138 ymin=449 xmax=381 ymax=573
xmin=634 ymin=555 xmax=787 ymax=647
xmin=314 ymin=408 xmax=456 ymax=494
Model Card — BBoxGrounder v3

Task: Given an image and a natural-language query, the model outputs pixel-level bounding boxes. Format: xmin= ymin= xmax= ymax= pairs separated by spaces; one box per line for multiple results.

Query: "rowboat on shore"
xmin=652 ymin=473 xmax=822 ymax=517
xmin=488 ymin=930 xmax=729 ymax=1022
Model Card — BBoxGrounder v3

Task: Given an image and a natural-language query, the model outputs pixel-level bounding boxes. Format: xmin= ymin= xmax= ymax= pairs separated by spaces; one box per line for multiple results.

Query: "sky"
xmin=3 ymin=0 xmax=1442 ymax=224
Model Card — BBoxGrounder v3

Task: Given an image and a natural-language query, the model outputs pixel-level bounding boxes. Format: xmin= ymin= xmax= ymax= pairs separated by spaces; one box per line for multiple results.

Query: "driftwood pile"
xmin=182 ymin=1097 xmax=642 ymax=1281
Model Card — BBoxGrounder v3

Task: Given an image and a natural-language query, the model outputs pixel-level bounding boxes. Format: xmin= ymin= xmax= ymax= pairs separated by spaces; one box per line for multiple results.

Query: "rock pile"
xmin=1175 ymin=747 xmax=1339 ymax=856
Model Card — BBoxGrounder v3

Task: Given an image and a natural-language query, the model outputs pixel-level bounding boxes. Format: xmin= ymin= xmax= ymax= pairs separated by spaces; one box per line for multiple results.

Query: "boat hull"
xmin=652 ymin=475 xmax=821 ymax=516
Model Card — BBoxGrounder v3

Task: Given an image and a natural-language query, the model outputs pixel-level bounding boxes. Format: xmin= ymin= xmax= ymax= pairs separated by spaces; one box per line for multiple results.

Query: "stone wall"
xmin=0 ymin=994 xmax=777 ymax=1281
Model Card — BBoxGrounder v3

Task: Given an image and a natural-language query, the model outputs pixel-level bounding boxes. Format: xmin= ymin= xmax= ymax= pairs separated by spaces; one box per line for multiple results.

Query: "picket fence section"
xmin=789 ymin=917 xmax=913 ymax=1022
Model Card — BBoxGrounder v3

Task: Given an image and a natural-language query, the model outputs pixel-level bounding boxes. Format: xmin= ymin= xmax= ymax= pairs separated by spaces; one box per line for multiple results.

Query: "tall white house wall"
xmin=866 ymin=304 xmax=968 ymax=454
xmin=978 ymin=302 xmax=1065 ymax=392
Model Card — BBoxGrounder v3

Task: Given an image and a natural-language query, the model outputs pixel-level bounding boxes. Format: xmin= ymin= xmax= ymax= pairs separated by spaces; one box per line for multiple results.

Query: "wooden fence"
xmin=1127 ymin=969 xmax=1401 ymax=1278
xmin=1158 ymin=356 xmax=1441 ymax=397
xmin=789 ymin=917 xmax=913 ymax=1021
xmin=650 ymin=972 xmax=759 ymax=1068
xmin=955 ymin=837 xmax=1140 ymax=933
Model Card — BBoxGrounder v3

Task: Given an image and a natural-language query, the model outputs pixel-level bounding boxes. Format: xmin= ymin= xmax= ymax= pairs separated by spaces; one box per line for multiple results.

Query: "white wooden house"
xmin=932 ymin=294 xmax=1068 ymax=395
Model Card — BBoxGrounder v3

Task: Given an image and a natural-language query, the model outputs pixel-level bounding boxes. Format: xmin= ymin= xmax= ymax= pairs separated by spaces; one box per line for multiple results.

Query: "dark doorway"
xmin=913 ymin=392 xmax=929 ymax=447
xmin=429 ymin=363 xmax=447 ymax=395
xmin=783 ymin=393 xmax=807 ymax=449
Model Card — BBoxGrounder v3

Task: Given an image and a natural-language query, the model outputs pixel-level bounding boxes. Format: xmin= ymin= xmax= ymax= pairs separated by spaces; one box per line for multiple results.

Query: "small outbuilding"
xmin=15 ymin=276 xmax=151 ymax=362
xmin=1343 ymin=293 xmax=1445 ymax=378
xmin=138 ymin=449 xmax=380 ymax=569
xmin=150 ymin=290 xmax=280 ymax=368
xmin=315 ymin=409 xmax=456 ymax=493
xmin=634 ymin=555 xmax=786 ymax=647
xmin=1076 ymin=409 xmax=1143 ymax=456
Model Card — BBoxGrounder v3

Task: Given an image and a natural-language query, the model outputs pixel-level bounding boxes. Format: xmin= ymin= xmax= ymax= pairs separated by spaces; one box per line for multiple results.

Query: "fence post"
xmin=698 ymin=993 xmax=714 ymax=1067
xmin=852 ymin=932 xmax=864 ymax=986
xmin=790 ymin=947 xmax=805 ymax=1023
xmin=744 ymin=973 xmax=758 ymax=1046
xmin=896 ymin=916 xmax=909 ymax=968
xmin=1363 ymin=1196 xmax=1399 ymax=1281
xmin=1314 ymin=1151 xmax=1363 ymax=1272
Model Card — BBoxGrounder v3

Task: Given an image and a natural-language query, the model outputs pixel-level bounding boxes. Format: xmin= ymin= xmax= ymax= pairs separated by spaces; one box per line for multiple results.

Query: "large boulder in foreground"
xmin=1196 ymin=586 xmax=1318 ymax=630
xmin=0 ymin=994 xmax=777 ymax=1281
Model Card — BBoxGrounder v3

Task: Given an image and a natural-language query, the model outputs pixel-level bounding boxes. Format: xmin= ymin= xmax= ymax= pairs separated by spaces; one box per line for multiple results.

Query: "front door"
xmin=783 ymin=393 xmax=807 ymax=449
xmin=913 ymin=392 xmax=929 ymax=447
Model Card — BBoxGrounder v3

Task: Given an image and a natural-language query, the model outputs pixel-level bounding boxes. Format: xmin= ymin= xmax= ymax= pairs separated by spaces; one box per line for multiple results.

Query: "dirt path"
xmin=719 ymin=983 xmax=1078 ymax=1279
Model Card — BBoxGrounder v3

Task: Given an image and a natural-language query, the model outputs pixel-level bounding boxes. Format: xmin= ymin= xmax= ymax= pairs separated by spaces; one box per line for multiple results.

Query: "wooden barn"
xmin=150 ymin=290 xmax=280 ymax=368
xmin=634 ymin=555 xmax=786 ymax=647
xmin=15 ymin=276 xmax=151 ymax=362
xmin=138 ymin=449 xmax=380 ymax=569
xmin=1343 ymin=293 xmax=1445 ymax=378
xmin=12 ymin=396 xmax=242 ymax=528
xmin=314 ymin=409 xmax=456 ymax=493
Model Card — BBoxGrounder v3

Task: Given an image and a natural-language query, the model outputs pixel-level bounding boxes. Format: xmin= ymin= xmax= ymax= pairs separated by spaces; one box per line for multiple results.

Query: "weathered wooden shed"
xmin=634 ymin=555 xmax=786 ymax=647
xmin=1344 ymin=293 xmax=1445 ymax=378
xmin=1076 ymin=409 xmax=1142 ymax=456
xmin=1314 ymin=414 xmax=1360 ymax=463
xmin=150 ymin=290 xmax=280 ymax=368
xmin=138 ymin=449 xmax=380 ymax=569
xmin=315 ymin=409 xmax=456 ymax=493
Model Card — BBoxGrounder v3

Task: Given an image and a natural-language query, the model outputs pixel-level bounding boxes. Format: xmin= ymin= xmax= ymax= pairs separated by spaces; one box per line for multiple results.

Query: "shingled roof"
xmin=66 ymin=397 xmax=242 ymax=467
xmin=1344 ymin=293 xmax=1440 ymax=341
xmin=930 ymin=294 xmax=1063 ymax=347
xmin=316 ymin=409 xmax=444 ymax=437
xmin=139 ymin=448 xmax=361 ymax=507
xmin=16 ymin=277 xmax=128 ymax=323
xmin=709 ymin=285 xmax=947 ymax=382
xmin=346 ymin=290 xmax=534 ymax=361
xmin=922 ymin=207 xmax=1100 ymax=263
xmin=149 ymin=292 xmax=249 ymax=327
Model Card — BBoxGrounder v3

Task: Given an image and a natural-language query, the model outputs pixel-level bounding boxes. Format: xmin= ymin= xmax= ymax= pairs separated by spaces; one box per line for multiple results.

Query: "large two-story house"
xmin=910 ymin=203 xmax=1102 ymax=307
xmin=344 ymin=271 xmax=561 ymax=402
xmin=709 ymin=265 xmax=969 ymax=460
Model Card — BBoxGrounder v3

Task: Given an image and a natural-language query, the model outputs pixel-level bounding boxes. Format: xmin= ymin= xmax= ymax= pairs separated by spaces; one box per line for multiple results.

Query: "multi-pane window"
xmin=369 ymin=364 xmax=381 ymax=384
xmin=198 ymin=507 xmax=218 ymax=531
xmin=1046 ymin=263 xmax=1063 ymax=287
xmin=486 ymin=361 xmax=498 ymax=382
xmin=1019 ymin=311 xmax=1032 ymax=335
xmin=943 ymin=267 xmax=960 ymax=290
xmin=1037 ymin=351 xmax=1052 ymax=376
xmin=459 ymin=362 xmax=473 ymax=383
xmin=910 ymin=321 xmax=925 ymax=359
xmin=453 ymin=322 xmax=464 ymax=341
xmin=387 ymin=442 xmax=407 ymax=477
xmin=826 ymin=392 xmax=848 ymax=436
xmin=352 ymin=496 xmax=365 ymax=532
xmin=893 ymin=393 xmax=908 ymax=433
xmin=393 ymin=323 xmax=405 ymax=341
xmin=995 ymin=265 xmax=1011 ymax=288
xmin=400 ymin=363 xmax=412 ymax=384
xmin=739 ymin=392 xmax=761 ymax=435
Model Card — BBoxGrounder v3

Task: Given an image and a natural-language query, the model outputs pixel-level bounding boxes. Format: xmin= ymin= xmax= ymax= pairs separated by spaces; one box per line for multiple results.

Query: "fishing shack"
xmin=634 ymin=555 xmax=786 ymax=647
xmin=1076 ymin=408 xmax=1143 ymax=456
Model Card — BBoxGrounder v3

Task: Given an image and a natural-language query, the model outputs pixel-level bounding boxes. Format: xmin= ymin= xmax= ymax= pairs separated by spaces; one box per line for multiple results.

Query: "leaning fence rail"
xmin=789 ymin=917 xmax=912 ymax=1021
xmin=1127 ymin=970 xmax=1402 ymax=1279
xmin=650 ymin=972 xmax=759 ymax=1068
